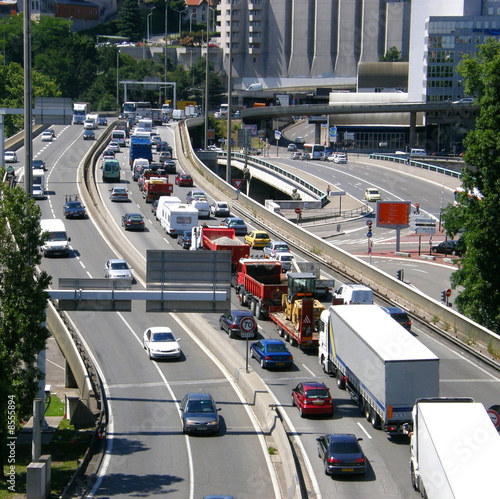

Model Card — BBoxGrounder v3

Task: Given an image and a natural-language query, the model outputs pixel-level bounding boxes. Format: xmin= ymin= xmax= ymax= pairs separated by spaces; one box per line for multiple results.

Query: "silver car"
xmin=104 ymin=259 xmax=132 ymax=280
xmin=180 ymin=392 xmax=220 ymax=434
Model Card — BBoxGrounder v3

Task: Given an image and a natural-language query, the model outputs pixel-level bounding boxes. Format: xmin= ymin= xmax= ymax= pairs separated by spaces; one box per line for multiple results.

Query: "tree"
xmin=379 ymin=46 xmax=405 ymax=62
xmin=117 ymin=0 xmax=144 ymax=42
xmin=441 ymin=39 xmax=500 ymax=332
xmin=0 ymin=184 xmax=52 ymax=477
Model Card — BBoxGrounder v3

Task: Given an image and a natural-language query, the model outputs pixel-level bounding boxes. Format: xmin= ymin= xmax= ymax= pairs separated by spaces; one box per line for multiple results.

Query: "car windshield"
xmin=330 ymin=441 xmax=360 ymax=454
xmin=305 ymin=389 xmax=329 ymax=399
xmin=152 ymin=332 xmax=175 ymax=342
xmin=279 ymin=255 xmax=293 ymax=262
xmin=255 ymin=233 xmax=268 ymax=239
xmin=47 ymin=231 xmax=67 ymax=242
xmin=114 ymin=189 xmax=127 ymax=194
xmin=187 ymin=400 xmax=215 ymax=413
xmin=275 ymin=245 xmax=289 ymax=251
xmin=110 ymin=262 xmax=129 ymax=270
xmin=266 ymin=344 xmax=287 ymax=352
xmin=66 ymin=202 xmax=82 ymax=209
xmin=231 ymin=220 xmax=245 ymax=226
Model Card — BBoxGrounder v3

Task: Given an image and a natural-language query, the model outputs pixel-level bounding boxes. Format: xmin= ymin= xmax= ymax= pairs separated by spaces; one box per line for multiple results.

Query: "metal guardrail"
xmin=369 ymin=153 xmax=462 ymax=178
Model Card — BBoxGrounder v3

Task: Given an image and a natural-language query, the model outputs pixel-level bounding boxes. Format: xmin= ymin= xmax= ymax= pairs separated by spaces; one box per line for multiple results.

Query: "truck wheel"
xmin=250 ymin=300 xmax=256 ymax=316
xmin=284 ymin=332 xmax=290 ymax=342
xmin=336 ymin=372 xmax=346 ymax=390
xmin=370 ymin=410 xmax=381 ymax=429
xmin=290 ymin=338 xmax=298 ymax=347
xmin=278 ymin=328 xmax=284 ymax=337
xmin=255 ymin=302 xmax=263 ymax=320
xmin=410 ymin=463 xmax=419 ymax=491
xmin=364 ymin=403 xmax=371 ymax=421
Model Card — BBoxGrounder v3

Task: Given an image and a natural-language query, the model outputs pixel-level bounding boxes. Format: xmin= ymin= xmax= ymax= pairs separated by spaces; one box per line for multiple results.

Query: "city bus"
xmin=303 ymin=143 xmax=326 ymax=159
xmin=121 ymin=101 xmax=152 ymax=120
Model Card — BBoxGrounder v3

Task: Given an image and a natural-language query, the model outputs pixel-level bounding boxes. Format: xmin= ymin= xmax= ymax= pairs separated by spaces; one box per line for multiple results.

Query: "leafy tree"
xmin=117 ymin=0 xmax=144 ymax=42
xmin=441 ymin=38 xmax=500 ymax=332
xmin=0 ymin=184 xmax=51 ymax=477
xmin=380 ymin=46 xmax=405 ymax=62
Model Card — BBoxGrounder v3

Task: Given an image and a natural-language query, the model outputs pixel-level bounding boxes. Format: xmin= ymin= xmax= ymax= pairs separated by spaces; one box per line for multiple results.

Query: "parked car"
xmin=83 ymin=129 xmax=95 ymax=140
xmin=263 ymin=240 xmax=290 ymax=257
xmin=364 ymin=187 xmax=381 ymax=202
xmin=244 ymin=230 xmax=271 ymax=249
xmin=63 ymin=200 xmax=86 ymax=219
xmin=316 ymin=434 xmax=367 ymax=476
xmin=287 ymin=143 xmax=297 ymax=152
xmin=109 ymin=187 xmax=129 ymax=202
xmin=211 ymin=201 xmax=230 ymax=217
xmin=250 ymin=339 xmax=293 ymax=369
xmin=177 ymin=230 xmax=192 ymax=249
xmin=4 ymin=151 xmax=18 ymax=163
xmin=121 ymin=213 xmax=145 ymax=231
xmin=143 ymin=327 xmax=181 ymax=360
xmin=175 ymin=174 xmax=194 ymax=187
xmin=431 ymin=239 xmax=462 ymax=256
xmin=291 ymin=382 xmax=334 ymax=418
xmin=380 ymin=306 xmax=412 ymax=331
xmin=180 ymin=392 xmax=220 ymax=434
xmin=221 ymin=217 xmax=248 ymax=236
xmin=219 ymin=310 xmax=257 ymax=338
xmin=41 ymin=131 xmax=53 ymax=142
xmin=104 ymin=259 xmax=132 ymax=280
xmin=32 ymin=159 xmax=46 ymax=170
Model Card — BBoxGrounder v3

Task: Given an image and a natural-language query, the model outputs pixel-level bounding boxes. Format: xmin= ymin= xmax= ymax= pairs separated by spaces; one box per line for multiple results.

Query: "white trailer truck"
xmin=72 ymin=103 xmax=88 ymax=124
xmin=318 ymin=304 xmax=439 ymax=434
xmin=408 ymin=397 xmax=500 ymax=499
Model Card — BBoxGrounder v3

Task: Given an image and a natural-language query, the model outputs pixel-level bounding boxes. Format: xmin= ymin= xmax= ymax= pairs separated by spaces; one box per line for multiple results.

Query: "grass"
xmin=0 ymin=396 xmax=93 ymax=498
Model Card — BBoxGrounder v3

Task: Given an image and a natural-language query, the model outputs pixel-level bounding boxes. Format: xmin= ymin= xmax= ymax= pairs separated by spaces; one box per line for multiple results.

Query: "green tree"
xmin=379 ymin=46 xmax=405 ymax=62
xmin=0 ymin=184 xmax=51 ymax=477
xmin=441 ymin=38 xmax=500 ymax=332
xmin=118 ymin=0 xmax=144 ymax=42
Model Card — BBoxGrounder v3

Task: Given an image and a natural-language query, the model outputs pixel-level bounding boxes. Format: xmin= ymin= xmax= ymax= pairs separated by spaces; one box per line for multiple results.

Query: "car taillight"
xmin=231 ymin=324 xmax=238 ymax=329
xmin=354 ymin=458 xmax=366 ymax=464
xmin=327 ymin=458 xmax=341 ymax=464
xmin=265 ymin=356 xmax=272 ymax=360
xmin=287 ymin=355 xmax=293 ymax=361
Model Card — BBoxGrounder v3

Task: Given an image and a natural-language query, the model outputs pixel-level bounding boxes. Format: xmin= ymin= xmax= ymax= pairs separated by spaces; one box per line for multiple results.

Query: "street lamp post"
xmin=147 ymin=7 xmax=155 ymax=43
xmin=189 ymin=12 xmax=196 ymax=33
xmin=226 ymin=0 xmax=233 ymax=185
xmin=176 ymin=9 xmax=187 ymax=39
xmin=116 ymin=50 xmax=120 ymax=111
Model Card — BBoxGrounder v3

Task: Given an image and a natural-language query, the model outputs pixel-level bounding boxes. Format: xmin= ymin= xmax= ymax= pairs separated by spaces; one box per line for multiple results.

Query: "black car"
xmin=177 ymin=230 xmax=192 ymax=249
xmin=121 ymin=213 xmax=145 ymax=231
xmin=221 ymin=217 xmax=248 ymax=236
xmin=32 ymin=159 xmax=46 ymax=171
xmin=431 ymin=240 xmax=462 ymax=256
xmin=219 ymin=310 xmax=257 ymax=339
xmin=98 ymin=117 xmax=108 ymax=126
xmin=316 ymin=434 xmax=367 ymax=476
xmin=163 ymin=160 xmax=177 ymax=174
xmin=180 ymin=392 xmax=220 ymax=434
xmin=63 ymin=200 xmax=86 ymax=219
xmin=83 ymin=129 xmax=95 ymax=140
xmin=380 ymin=306 xmax=412 ymax=331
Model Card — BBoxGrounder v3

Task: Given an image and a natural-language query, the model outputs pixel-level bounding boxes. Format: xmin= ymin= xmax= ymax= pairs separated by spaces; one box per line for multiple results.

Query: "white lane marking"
xmin=301 ymin=364 xmax=317 ymax=377
xmin=356 ymin=421 xmax=373 ymax=439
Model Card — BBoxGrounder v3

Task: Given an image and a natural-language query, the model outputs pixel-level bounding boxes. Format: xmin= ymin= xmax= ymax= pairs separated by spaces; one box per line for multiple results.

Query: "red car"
xmin=175 ymin=174 xmax=194 ymax=187
xmin=291 ymin=382 xmax=334 ymax=418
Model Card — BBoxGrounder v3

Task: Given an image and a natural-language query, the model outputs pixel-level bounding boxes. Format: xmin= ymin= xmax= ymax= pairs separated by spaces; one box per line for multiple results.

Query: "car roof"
xmin=231 ymin=309 xmax=253 ymax=317
xmin=148 ymin=326 xmax=173 ymax=334
xmin=327 ymin=433 xmax=359 ymax=443
xmin=261 ymin=338 xmax=286 ymax=345
xmin=380 ymin=306 xmax=406 ymax=314
xmin=108 ymin=258 xmax=127 ymax=265
xmin=185 ymin=392 xmax=213 ymax=401
xmin=301 ymin=381 xmax=329 ymax=390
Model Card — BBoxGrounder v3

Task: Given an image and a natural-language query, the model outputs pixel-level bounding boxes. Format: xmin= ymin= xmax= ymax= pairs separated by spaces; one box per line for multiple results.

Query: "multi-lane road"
xmin=13 ymin=121 xmax=500 ymax=498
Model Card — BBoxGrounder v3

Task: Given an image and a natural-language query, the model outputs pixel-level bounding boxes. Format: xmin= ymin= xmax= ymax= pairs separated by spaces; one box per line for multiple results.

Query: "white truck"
xmin=408 ymin=398 xmax=500 ymax=499
xmin=318 ymin=304 xmax=439 ymax=434
xmin=72 ymin=103 xmax=87 ymax=124
xmin=84 ymin=114 xmax=99 ymax=129
xmin=291 ymin=259 xmax=334 ymax=297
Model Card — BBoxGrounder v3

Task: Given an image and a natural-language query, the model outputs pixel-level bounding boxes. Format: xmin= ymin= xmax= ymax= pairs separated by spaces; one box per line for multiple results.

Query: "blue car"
xmin=250 ymin=339 xmax=293 ymax=369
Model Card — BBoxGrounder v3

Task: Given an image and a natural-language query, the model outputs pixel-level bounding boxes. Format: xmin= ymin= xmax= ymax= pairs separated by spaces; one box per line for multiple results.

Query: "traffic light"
xmin=441 ymin=290 xmax=447 ymax=302
xmin=396 ymin=269 xmax=404 ymax=281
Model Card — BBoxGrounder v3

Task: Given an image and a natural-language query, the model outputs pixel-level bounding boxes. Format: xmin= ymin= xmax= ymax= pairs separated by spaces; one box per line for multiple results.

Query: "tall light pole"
xmin=147 ymin=7 xmax=155 ymax=43
xmin=116 ymin=50 xmax=120 ymax=111
xmin=226 ymin=0 xmax=233 ymax=185
xmin=176 ymin=9 xmax=187 ymax=39
xmin=164 ymin=0 xmax=168 ymax=104
xmin=204 ymin=25 xmax=210 ymax=149
xmin=189 ymin=12 xmax=196 ymax=33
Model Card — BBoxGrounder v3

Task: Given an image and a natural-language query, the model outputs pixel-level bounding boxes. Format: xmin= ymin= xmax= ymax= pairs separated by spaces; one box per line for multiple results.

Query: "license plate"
xmin=341 ymin=468 xmax=354 ymax=472
xmin=312 ymin=400 xmax=324 ymax=405
xmin=276 ymin=363 xmax=284 ymax=366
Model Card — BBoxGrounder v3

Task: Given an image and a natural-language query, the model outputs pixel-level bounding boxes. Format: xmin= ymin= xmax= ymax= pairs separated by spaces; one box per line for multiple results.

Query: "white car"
xmin=364 ymin=187 xmax=381 ymax=202
xmin=4 ymin=151 xmax=18 ymax=163
xmin=143 ymin=327 xmax=181 ymax=360
xmin=333 ymin=153 xmax=348 ymax=164
xmin=32 ymin=184 xmax=45 ymax=200
xmin=107 ymin=141 xmax=121 ymax=153
xmin=41 ymin=131 xmax=53 ymax=142
xmin=104 ymin=259 xmax=132 ymax=279
xmin=211 ymin=201 xmax=230 ymax=217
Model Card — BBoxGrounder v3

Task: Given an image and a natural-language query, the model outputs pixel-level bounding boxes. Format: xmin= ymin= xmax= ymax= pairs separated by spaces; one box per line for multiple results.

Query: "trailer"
xmin=151 ymin=109 xmax=163 ymax=126
xmin=193 ymin=226 xmax=250 ymax=267
xmin=269 ymin=272 xmax=324 ymax=348
xmin=408 ymin=398 xmax=500 ymax=499
xmin=319 ymin=304 xmax=439 ymax=434
xmin=159 ymin=203 xmax=199 ymax=237
xmin=142 ymin=177 xmax=173 ymax=203
xmin=234 ymin=258 xmax=288 ymax=320
xmin=291 ymin=259 xmax=334 ymax=297
xmin=129 ymin=135 xmax=152 ymax=168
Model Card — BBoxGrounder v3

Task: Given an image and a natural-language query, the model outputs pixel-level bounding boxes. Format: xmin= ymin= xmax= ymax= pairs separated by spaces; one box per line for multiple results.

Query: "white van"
xmin=160 ymin=203 xmax=199 ymax=237
xmin=333 ymin=284 xmax=373 ymax=305
xmin=132 ymin=157 xmax=150 ymax=173
xmin=246 ymin=83 xmax=263 ymax=91
xmin=137 ymin=118 xmax=153 ymax=131
xmin=40 ymin=219 xmax=71 ymax=257
xmin=172 ymin=109 xmax=186 ymax=121
xmin=111 ymin=129 xmax=127 ymax=147
xmin=190 ymin=199 xmax=211 ymax=219
xmin=410 ymin=148 xmax=427 ymax=156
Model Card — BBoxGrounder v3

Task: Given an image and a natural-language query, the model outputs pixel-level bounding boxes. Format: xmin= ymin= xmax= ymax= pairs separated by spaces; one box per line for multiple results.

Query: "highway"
xmin=14 ymin=121 xmax=500 ymax=498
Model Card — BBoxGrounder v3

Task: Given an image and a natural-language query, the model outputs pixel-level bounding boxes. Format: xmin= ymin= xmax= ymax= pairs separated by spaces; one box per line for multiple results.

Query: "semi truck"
xmin=233 ymin=258 xmax=288 ymax=320
xmin=72 ymin=103 xmax=88 ymax=124
xmin=408 ymin=398 xmax=500 ymax=499
xmin=318 ymin=304 xmax=439 ymax=434
xmin=142 ymin=177 xmax=173 ymax=203
xmin=193 ymin=226 xmax=250 ymax=268
xmin=129 ymin=136 xmax=152 ymax=168
xmin=151 ymin=109 xmax=163 ymax=126
xmin=269 ymin=272 xmax=325 ymax=348
xmin=291 ymin=259 xmax=334 ymax=297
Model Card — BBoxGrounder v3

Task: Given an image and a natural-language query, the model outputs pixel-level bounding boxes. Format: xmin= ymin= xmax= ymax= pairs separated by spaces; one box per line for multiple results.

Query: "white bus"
xmin=303 ymin=143 xmax=325 ymax=159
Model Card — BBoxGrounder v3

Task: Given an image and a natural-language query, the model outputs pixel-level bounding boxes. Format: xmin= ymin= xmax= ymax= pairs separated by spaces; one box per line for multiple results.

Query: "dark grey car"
xmin=219 ymin=310 xmax=257 ymax=338
xmin=180 ymin=393 xmax=220 ymax=434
